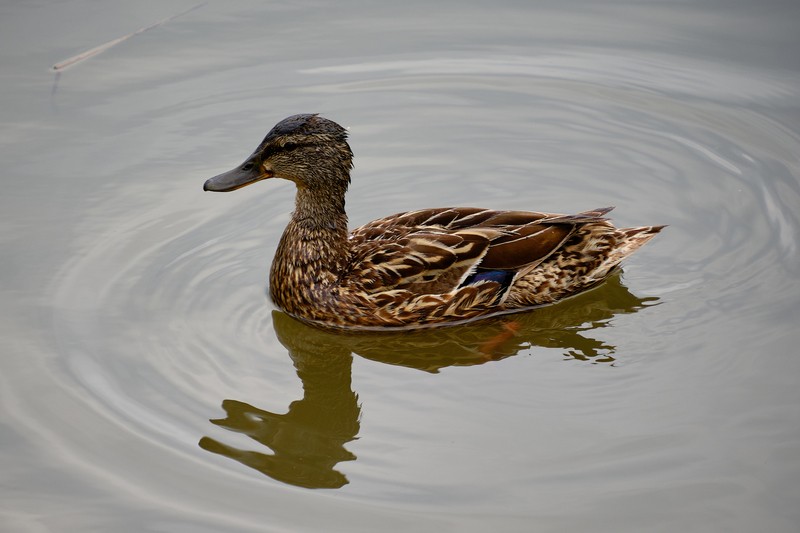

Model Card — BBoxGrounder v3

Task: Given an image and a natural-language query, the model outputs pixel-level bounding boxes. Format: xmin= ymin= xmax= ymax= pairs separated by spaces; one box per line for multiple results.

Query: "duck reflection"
xmin=198 ymin=337 xmax=359 ymax=489
xmin=200 ymin=274 xmax=656 ymax=488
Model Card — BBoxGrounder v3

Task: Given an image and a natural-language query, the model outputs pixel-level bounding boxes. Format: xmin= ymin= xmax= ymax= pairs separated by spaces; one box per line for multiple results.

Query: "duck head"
xmin=203 ymin=114 xmax=353 ymax=194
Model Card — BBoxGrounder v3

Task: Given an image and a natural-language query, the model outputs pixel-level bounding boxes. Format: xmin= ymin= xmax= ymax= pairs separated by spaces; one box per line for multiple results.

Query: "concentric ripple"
xmin=37 ymin=46 xmax=800 ymax=525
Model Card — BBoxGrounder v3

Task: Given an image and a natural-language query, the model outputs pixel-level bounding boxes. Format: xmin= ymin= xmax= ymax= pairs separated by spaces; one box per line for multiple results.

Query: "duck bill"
xmin=203 ymin=164 xmax=273 ymax=192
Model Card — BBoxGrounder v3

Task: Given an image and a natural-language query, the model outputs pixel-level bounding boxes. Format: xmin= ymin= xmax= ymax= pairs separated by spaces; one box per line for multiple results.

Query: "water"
xmin=2 ymin=1 xmax=800 ymax=531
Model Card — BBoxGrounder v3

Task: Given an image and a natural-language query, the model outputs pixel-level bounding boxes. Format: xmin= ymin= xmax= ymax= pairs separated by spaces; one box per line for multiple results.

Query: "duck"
xmin=204 ymin=114 xmax=664 ymax=330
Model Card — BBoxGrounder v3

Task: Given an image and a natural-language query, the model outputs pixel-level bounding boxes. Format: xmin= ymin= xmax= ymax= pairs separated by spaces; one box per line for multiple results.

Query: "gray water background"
xmin=2 ymin=1 xmax=800 ymax=532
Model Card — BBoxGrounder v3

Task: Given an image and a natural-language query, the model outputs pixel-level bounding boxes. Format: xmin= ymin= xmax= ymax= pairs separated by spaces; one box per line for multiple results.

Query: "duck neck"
xmin=269 ymin=185 xmax=350 ymax=314
xmin=293 ymin=184 xmax=348 ymax=228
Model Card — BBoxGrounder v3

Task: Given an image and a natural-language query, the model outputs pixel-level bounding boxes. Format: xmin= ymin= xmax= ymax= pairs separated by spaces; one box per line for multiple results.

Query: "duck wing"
xmin=346 ymin=207 xmax=614 ymax=295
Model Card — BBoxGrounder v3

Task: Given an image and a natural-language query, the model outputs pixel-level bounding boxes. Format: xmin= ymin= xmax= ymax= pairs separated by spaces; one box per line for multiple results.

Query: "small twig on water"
xmin=51 ymin=3 xmax=205 ymax=72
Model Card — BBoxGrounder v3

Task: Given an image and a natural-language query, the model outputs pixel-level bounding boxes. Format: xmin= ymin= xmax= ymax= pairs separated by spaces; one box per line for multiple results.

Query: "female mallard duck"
xmin=204 ymin=114 xmax=664 ymax=330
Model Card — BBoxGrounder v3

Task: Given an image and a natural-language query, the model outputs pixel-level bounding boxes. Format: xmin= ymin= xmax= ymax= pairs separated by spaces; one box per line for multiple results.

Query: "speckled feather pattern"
xmin=269 ymin=205 xmax=662 ymax=330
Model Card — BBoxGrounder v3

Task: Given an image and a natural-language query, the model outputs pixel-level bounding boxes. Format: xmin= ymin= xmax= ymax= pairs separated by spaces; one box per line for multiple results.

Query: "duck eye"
xmin=241 ymin=161 xmax=255 ymax=171
xmin=283 ymin=142 xmax=298 ymax=150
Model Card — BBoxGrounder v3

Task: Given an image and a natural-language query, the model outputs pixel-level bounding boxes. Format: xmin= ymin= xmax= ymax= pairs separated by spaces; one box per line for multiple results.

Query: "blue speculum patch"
xmin=462 ymin=270 xmax=515 ymax=291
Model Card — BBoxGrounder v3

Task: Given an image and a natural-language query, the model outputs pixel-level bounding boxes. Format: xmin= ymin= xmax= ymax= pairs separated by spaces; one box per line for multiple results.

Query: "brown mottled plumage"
xmin=204 ymin=114 xmax=664 ymax=330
